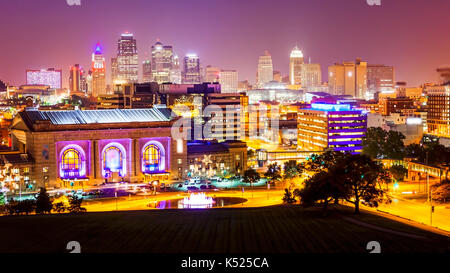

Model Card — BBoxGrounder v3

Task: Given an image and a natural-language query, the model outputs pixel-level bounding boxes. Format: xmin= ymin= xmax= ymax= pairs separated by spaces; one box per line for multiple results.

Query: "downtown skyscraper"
xmin=151 ymin=40 xmax=173 ymax=83
xmin=113 ymin=33 xmax=139 ymax=83
xmin=328 ymin=58 xmax=367 ymax=99
xmin=256 ymin=50 xmax=273 ymax=88
xmin=91 ymin=43 xmax=106 ymax=97
xmin=289 ymin=46 xmax=304 ymax=85
xmin=183 ymin=54 xmax=201 ymax=84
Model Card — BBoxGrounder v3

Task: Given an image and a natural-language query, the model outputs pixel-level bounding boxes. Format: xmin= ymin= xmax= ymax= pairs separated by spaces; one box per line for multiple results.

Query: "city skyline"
xmin=1 ymin=0 xmax=450 ymax=88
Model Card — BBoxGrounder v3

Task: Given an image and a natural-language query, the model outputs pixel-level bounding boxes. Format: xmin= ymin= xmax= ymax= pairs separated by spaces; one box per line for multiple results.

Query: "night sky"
xmin=0 ymin=0 xmax=449 ymax=88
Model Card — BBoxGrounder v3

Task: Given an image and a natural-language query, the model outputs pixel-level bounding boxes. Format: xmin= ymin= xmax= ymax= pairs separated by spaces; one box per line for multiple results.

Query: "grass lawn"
xmin=0 ymin=205 xmax=448 ymax=253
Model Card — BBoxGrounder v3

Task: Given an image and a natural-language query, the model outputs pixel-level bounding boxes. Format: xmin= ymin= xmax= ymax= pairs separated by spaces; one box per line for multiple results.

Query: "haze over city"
xmin=1 ymin=0 xmax=450 ymax=88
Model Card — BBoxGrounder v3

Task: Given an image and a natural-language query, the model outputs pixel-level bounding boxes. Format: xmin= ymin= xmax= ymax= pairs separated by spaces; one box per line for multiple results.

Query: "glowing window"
xmin=143 ymin=145 xmax=161 ymax=171
xmin=62 ymin=149 xmax=81 ymax=171
xmin=103 ymin=146 xmax=123 ymax=171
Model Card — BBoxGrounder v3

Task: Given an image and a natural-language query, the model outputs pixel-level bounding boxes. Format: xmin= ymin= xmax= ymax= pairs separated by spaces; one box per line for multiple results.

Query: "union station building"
xmin=9 ymin=106 xmax=188 ymax=189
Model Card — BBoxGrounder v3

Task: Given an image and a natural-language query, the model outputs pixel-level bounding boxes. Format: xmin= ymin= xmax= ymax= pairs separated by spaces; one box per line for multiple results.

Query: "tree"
xmin=362 ymin=127 xmax=405 ymax=159
xmin=35 ymin=187 xmax=53 ymax=214
xmin=335 ymin=154 xmax=389 ymax=214
xmin=243 ymin=169 xmax=260 ymax=185
xmin=264 ymin=163 xmax=282 ymax=185
xmin=53 ymin=202 xmax=67 ymax=213
xmin=431 ymin=179 xmax=450 ymax=203
xmin=297 ymin=169 xmax=348 ymax=215
xmin=282 ymin=188 xmax=296 ymax=204
xmin=7 ymin=200 xmax=36 ymax=215
xmin=304 ymin=150 xmax=346 ymax=173
xmin=283 ymin=160 xmax=303 ymax=180
xmin=68 ymin=195 xmax=86 ymax=213
xmin=389 ymin=165 xmax=408 ymax=182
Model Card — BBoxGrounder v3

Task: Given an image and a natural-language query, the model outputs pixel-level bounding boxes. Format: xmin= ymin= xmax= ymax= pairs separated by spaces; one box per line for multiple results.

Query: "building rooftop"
xmin=20 ymin=106 xmax=175 ymax=126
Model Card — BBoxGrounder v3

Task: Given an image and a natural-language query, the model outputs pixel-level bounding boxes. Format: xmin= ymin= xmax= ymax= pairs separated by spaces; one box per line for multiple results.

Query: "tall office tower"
xmin=426 ymin=85 xmax=450 ymax=136
xmin=219 ymin=70 xmax=238 ymax=93
xmin=301 ymin=63 xmax=322 ymax=91
xmin=256 ymin=50 xmax=273 ymax=88
xmin=91 ymin=43 xmax=106 ymax=97
xmin=170 ymin=55 xmax=182 ymax=84
xmin=183 ymin=54 xmax=201 ymax=84
xmin=115 ymin=33 xmax=138 ymax=83
xmin=79 ymin=68 xmax=87 ymax=92
xmin=111 ymin=58 xmax=118 ymax=84
xmin=26 ymin=68 xmax=62 ymax=89
xmin=151 ymin=40 xmax=173 ymax=83
xmin=205 ymin=66 xmax=220 ymax=83
xmin=437 ymin=66 xmax=450 ymax=85
xmin=142 ymin=60 xmax=152 ymax=82
xmin=69 ymin=64 xmax=81 ymax=93
xmin=297 ymin=103 xmax=367 ymax=154
xmin=328 ymin=59 xmax=367 ymax=99
xmin=367 ymin=64 xmax=395 ymax=96
xmin=289 ymin=46 xmax=304 ymax=85
xmin=273 ymin=71 xmax=282 ymax=82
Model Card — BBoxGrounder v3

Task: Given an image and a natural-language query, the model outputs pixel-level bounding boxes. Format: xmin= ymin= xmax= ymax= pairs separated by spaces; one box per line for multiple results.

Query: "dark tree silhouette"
xmin=35 ymin=187 xmax=53 ymax=214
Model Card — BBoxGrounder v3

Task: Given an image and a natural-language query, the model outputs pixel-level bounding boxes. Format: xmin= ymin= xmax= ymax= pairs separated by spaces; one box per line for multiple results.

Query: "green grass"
xmin=0 ymin=205 xmax=448 ymax=253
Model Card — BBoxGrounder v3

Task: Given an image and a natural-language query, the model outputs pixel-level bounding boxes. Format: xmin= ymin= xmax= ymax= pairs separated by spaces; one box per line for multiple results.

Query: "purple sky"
xmin=0 ymin=0 xmax=449 ymax=88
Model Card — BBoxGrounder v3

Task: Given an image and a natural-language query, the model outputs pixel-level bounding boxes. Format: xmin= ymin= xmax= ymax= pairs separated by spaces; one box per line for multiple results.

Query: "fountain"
xmin=154 ymin=192 xmax=247 ymax=209
xmin=179 ymin=192 xmax=215 ymax=208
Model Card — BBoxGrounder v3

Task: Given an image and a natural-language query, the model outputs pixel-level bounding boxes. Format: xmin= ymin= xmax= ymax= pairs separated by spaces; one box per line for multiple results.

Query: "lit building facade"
xmin=142 ymin=60 xmax=152 ymax=82
xmin=219 ymin=70 xmax=238 ymax=93
xmin=204 ymin=66 xmax=220 ymax=83
xmin=69 ymin=64 xmax=81 ymax=93
xmin=297 ymin=103 xmax=367 ymax=154
xmin=115 ymin=33 xmax=139 ymax=83
xmin=91 ymin=43 xmax=106 ymax=97
xmin=26 ymin=68 xmax=62 ymax=89
xmin=170 ymin=55 xmax=182 ymax=84
xmin=257 ymin=50 xmax=273 ymax=88
xmin=301 ymin=63 xmax=322 ymax=91
xmin=183 ymin=54 xmax=201 ymax=84
xmin=367 ymin=64 xmax=395 ymax=96
xmin=151 ymin=41 xmax=173 ymax=83
xmin=328 ymin=59 xmax=367 ymax=99
xmin=289 ymin=46 xmax=304 ymax=85
xmin=426 ymin=85 xmax=450 ymax=137
xmin=10 ymin=107 xmax=187 ymax=189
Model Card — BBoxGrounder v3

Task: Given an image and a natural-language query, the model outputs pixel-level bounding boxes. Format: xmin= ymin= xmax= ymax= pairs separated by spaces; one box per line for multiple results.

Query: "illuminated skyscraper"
xmin=257 ymin=50 xmax=273 ymax=88
xmin=205 ymin=66 xmax=220 ymax=83
xmin=289 ymin=46 xmax=304 ymax=85
xmin=367 ymin=64 xmax=395 ymax=96
xmin=183 ymin=54 xmax=201 ymax=84
xmin=151 ymin=40 xmax=173 ymax=83
xmin=142 ymin=60 xmax=152 ymax=82
xmin=301 ymin=63 xmax=322 ymax=91
xmin=114 ymin=33 xmax=138 ymax=83
xmin=170 ymin=55 xmax=182 ymax=84
xmin=219 ymin=70 xmax=238 ymax=93
xmin=69 ymin=64 xmax=81 ymax=93
xmin=91 ymin=43 xmax=106 ymax=97
xmin=328 ymin=59 xmax=367 ymax=99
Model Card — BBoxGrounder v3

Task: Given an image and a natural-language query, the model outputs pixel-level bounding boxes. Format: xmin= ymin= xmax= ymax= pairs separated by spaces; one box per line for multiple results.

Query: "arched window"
xmin=59 ymin=145 xmax=86 ymax=179
xmin=102 ymin=143 xmax=127 ymax=178
xmin=141 ymin=141 xmax=165 ymax=174
xmin=143 ymin=145 xmax=161 ymax=173
xmin=62 ymin=149 xmax=81 ymax=171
